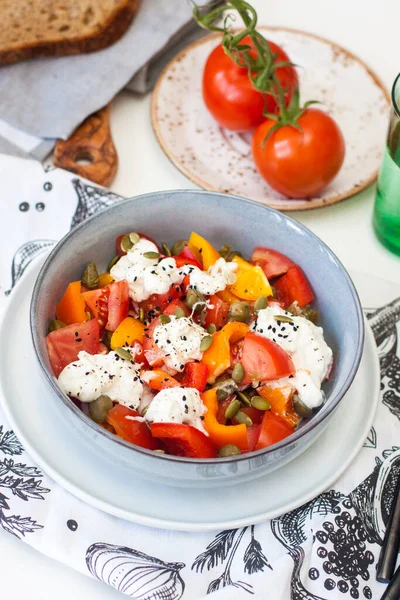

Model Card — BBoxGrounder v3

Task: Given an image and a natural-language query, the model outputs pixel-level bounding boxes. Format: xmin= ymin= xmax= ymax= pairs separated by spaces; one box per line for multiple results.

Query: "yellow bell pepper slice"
xmin=110 ymin=317 xmax=145 ymax=350
xmin=202 ymin=388 xmax=248 ymax=452
xmin=229 ymin=256 xmax=272 ymax=301
xmin=216 ymin=288 xmax=241 ymax=305
xmin=188 ymin=232 xmax=220 ymax=270
xmin=201 ymin=321 xmax=249 ymax=383
xmin=98 ymin=272 xmax=114 ymax=287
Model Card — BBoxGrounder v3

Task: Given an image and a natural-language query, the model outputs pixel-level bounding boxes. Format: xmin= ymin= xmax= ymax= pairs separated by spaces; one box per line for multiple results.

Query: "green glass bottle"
xmin=373 ymin=73 xmax=400 ymax=256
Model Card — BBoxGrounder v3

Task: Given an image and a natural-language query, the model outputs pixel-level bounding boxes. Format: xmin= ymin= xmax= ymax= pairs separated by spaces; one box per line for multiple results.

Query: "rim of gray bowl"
xmin=30 ymin=189 xmax=365 ymax=465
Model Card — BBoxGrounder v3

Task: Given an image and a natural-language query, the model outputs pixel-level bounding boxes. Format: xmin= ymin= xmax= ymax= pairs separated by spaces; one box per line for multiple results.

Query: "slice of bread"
xmin=0 ymin=0 xmax=141 ymax=65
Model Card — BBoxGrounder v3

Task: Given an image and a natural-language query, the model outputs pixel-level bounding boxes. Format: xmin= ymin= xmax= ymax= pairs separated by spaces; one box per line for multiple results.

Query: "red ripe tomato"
xmin=205 ymin=295 xmax=229 ymax=331
xmin=181 ymin=362 xmax=209 ymax=392
xmin=252 ymin=108 xmax=345 ymax=198
xmin=140 ymin=283 xmax=184 ymax=318
xmin=251 ymin=247 xmax=295 ymax=279
xmin=46 ymin=319 xmax=100 ymax=377
xmin=203 ymin=37 xmax=298 ymax=132
xmin=241 ymin=332 xmax=295 ymax=385
xmin=130 ymin=341 xmax=148 ymax=367
xmin=174 ymin=247 xmax=203 ymax=270
xmin=143 ymin=317 xmax=165 ymax=367
xmin=106 ymin=404 xmax=159 ymax=450
xmin=247 ymin=424 xmax=261 ymax=453
xmin=150 ymin=423 xmax=217 ymax=458
xmin=105 ymin=281 xmax=129 ymax=332
xmin=163 ymin=299 xmax=190 ymax=317
xmin=82 ymin=287 xmax=109 ymax=328
xmin=274 ymin=265 xmax=314 ymax=307
xmin=255 ymin=411 xmax=294 ymax=450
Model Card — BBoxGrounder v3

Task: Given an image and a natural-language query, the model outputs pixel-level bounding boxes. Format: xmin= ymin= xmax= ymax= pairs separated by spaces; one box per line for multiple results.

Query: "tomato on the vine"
xmin=252 ymin=108 xmax=345 ymax=198
xmin=202 ymin=36 xmax=298 ymax=132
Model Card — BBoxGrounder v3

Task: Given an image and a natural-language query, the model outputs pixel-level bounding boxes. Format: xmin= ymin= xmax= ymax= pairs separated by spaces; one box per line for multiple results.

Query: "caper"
xmin=162 ymin=243 xmax=172 ymax=257
xmin=237 ymin=390 xmax=251 ymax=406
xmin=226 ymin=250 xmax=242 ymax=262
xmin=251 ymin=396 xmax=271 ymax=411
xmin=254 ymin=296 xmax=268 ymax=312
xmin=207 ymin=323 xmax=217 ymax=334
xmin=185 ymin=288 xmax=206 ymax=311
xmin=231 ymin=362 xmax=244 ymax=383
xmin=129 ymin=232 xmax=140 ymax=245
xmin=218 ymin=444 xmax=241 ymax=457
xmin=293 ymin=395 xmax=313 ymax=418
xmin=224 ymin=398 xmax=241 ymax=420
xmin=107 ymin=255 xmax=120 ymax=272
xmin=228 ymin=301 xmax=251 ymax=323
xmin=214 ymin=378 xmax=238 ymax=402
xmin=115 ymin=347 xmax=132 ymax=361
xmin=102 ymin=330 xmax=113 ymax=349
xmin=89 ymin=394 xmax=113 ymax=424
xmin=218 ymin=244 xmax=231 ymax=258
xmin=48 ymin=319 xmax=66 ymax=333
xmin=81 ymin=261 xmax=99 ymax=290
xmin=159 ymin=314 xmax=171 ymax=325
xmin=274 ymin=314 xmax=294 ymax=324
xmin=171 ymin=239 xmax=188 ymax=256
xmin=234 ymin=411 xmax=253 ymax=427
xmin=200 ymin=335 xmax=213 ymax=352
xmin=143 ymin=251 xmax=160 ymax=260
xmin=174 ymin=307 xmax=186 ymax=319
xmin=139 ymin=307 xmax=145 ymax=322
xmin=120 ymin=234 xmax=133 ymax=253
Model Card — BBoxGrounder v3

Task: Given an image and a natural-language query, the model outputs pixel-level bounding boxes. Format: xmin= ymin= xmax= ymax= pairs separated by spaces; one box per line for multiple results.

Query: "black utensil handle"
xmin=377 ymin=475 xmax=400 ymax=583
xmin=380 ymin=564 xmax=400 ymax=600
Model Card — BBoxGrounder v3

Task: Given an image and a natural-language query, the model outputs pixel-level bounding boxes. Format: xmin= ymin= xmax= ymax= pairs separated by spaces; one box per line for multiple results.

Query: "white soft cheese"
xmin=182 ymin=258 xmax=237 ymax=295
xmin=152 ymin=315 xmax=207 ymax=372
xmin=110 ymin=238 xmax=183 ymax=302
xmin=57 ymin=350 xmax=147 ymax=408
xmin=251 ymin=306 xmax=332 ymax=409
xmin=144 ymin=387 xmax=207 ymax=434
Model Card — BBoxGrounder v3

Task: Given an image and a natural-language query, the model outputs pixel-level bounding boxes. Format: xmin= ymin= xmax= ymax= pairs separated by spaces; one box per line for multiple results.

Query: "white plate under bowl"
xmin=0 ymin=256 xmax=379 ymax=531
xmin=152 ymin=28 xmax=390 ymax=211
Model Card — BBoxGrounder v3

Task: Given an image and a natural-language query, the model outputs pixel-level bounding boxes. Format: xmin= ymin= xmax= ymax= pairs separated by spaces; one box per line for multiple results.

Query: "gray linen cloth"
xmin=0 ymin=0 xmax=212 ymax=160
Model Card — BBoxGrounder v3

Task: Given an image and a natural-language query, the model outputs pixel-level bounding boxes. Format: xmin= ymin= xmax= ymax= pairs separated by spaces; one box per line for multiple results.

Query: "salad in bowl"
xmin=45 ymin=230 xmax=333 ymax=460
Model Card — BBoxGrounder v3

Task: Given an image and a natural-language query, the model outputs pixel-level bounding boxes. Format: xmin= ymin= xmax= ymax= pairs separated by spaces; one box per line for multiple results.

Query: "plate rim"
xmin=0 ymin=257 xmax=381 ymax=531
xmin=151 ymin=26 xmax=391 ymax=212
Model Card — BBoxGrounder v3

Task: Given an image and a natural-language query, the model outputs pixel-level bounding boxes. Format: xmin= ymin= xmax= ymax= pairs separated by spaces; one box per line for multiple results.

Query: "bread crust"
xmin=0 ymin=0 xmax=141 ymax=65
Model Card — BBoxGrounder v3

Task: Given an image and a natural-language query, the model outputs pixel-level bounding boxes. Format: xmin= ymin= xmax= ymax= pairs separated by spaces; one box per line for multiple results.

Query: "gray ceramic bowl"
xmin=30 ymin=190 xmax=364 ymax=488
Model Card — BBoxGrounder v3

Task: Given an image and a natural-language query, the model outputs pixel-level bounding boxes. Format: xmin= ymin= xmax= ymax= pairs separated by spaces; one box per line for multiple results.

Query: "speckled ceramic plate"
xmin=151 ymin=28 xmax=390 ymax=211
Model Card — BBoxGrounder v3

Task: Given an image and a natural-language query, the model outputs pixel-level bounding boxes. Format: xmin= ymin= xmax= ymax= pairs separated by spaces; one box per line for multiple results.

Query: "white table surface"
xmin=2 ymin=0 xmax=400 ymax=598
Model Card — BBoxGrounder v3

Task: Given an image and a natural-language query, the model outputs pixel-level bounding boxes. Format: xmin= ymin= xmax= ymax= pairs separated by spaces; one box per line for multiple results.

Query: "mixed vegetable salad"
xmin=45 ymin=231 xmax=333 ymax=459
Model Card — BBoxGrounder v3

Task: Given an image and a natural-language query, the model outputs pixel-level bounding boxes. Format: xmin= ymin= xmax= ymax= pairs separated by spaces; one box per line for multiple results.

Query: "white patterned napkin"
xmin=0 ymin=153 xmax=399 ymax=600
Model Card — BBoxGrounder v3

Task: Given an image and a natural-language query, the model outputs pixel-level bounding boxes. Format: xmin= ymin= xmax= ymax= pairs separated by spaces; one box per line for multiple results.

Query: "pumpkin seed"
xmin=274 ymin=314 xmax=294 ymax=324
xmin=231 ymin=362 xmax=244 ymax=383
xmin=218 ymin=244 xmax=231 ymax=258
xmin=185 ymin=288 xmax=206 ymax=311
xmin=85 ymin=311 xmax=92 ymax=321
xmin=48 ymin=319 xmax=66 ymax=333
xmin=143 ymin=251 xmax=160 ymax=260
xmin=171 ymin=240 xmax=187 ymax=256
xmin=200 ymin=335 xmax=213 ymax=352
xmin=89 ymin=394 xmax=113 ymax=424
xmin=115 ymin=347 xmax=132 ymax=361
xmin=224 ymin=398 xmax=241 ymax=420
xmin=214 ymin=379 xmax=238 ymax=402
xmin=139 ymin=307 xmax=145 ymax=322
xmin=153 ymin=449 xmax=166 ymax=454
xmin=174 ymin=307 xmax=186 ymax=319
xmin=207 ymin=323 xmax=217 ymax=334
xmin=229 ymin=301 xmax=251 ymax=323
xmin=218 ymin=444 xmax=241 ymax=457
xmin=162 ymin=243 xmax=171 ymax=256
xmin=234 ymin=411 xmax=253 ymax=427
xmin=293 ymin=394 xmax=313 ymax=418
xmin=159 ymin=314 xmax=171 ymax=325
xmin=236 ymin=390 xmax=251 ymax=406
xmin=102 ymin=330 xmax=113 ymax=349
xmin=120 ymin=234 xmax=133 ymax=253
xmin=107 ymin=255 xmax=120 ymax=272
xmin=251 ymin=396 xmax=271 ymax=411
xmin=128 ymin=232 xmax=140 ymax=245
xmin=81 ymin=261 xmax=99 ymax=290
xmin=141 ymin=405 xmax=149 ymax=416
xmin=254 ymin=296 xmax=268 ymax=312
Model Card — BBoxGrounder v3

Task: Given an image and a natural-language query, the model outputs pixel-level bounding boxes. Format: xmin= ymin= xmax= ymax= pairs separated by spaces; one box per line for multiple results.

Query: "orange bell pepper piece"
xmin=258 ymin=384 xmax=300 ymax=428
xmin=98 ymin=272 xmax=114 ymax=287
xmin=216 ymin=288 xmax=241 ymax=305
xmin=56 ymin=281 xmax=87 ymax=325
xmin=188 ymin=232 xmax=220 ymax=270
xmin=201 ymin=321 xmax=249 ymax=383
xmin=202 ymin=388 xmax=248 ymax=452
xmin=141 ymin=369 xmax=180 ymax=391
xmin=229 ymin=256 xmax=272 ymax=301
xmin=110 ymin=317 xmax=145 ymax=350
